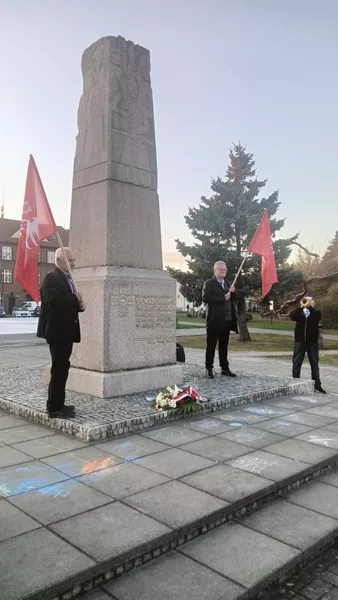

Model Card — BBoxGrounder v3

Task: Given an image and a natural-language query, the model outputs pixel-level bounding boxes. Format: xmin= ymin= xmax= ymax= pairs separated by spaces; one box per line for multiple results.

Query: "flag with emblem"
xmin=15 ymin=155 xmax=57 ymax=302
xmin=248 ymin=208 xmax=278 ymax=298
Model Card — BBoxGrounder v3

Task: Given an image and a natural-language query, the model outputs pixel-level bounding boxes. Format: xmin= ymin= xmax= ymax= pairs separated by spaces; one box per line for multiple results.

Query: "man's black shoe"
xmin=315 ymin=384 xmax=326 ymax=394
xmin=221 ymin=370 xmax=237 ymax=377
xmin=48 ymin=405 xmax=76 ymax=418
xmin=206 ymin=368 xmax=214 ymax=379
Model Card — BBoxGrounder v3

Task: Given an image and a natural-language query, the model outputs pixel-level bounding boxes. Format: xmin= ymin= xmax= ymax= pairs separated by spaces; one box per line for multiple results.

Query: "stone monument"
xmin=66 ymin=36 xmax=182 ymax=398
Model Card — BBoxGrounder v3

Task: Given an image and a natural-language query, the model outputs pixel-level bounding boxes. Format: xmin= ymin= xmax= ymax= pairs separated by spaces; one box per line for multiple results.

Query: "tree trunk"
xmin=237 ymin=295 xmax=251 ymax=341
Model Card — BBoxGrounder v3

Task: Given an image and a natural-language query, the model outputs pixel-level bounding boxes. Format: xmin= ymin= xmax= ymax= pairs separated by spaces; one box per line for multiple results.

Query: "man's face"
xmin=58 ymin=251 xmax=76 ymax=273
xmin=214 ymin=263 xmax=227 ymax=279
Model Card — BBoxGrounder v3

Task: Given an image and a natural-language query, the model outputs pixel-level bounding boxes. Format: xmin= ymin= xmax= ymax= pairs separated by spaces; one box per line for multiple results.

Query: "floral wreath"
xmin=154 ymin=385 xmax=208 ymax=415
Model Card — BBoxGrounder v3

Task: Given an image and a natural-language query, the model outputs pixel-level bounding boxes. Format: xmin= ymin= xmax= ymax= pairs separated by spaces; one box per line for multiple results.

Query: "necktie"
xmin=67 ymin=275 xmax=74 ymax=294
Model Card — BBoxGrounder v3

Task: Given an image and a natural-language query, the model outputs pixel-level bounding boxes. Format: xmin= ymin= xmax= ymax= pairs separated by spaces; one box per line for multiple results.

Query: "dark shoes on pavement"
xmin=206 ymin=369 xmax=237 ymax=379
xmin=221 ymin=370 xmax=237 ymax=377
xmin=315 ymin=383 xmax=326 ymax=394
xmin=48 ymin=405 xmax=76 ymax=418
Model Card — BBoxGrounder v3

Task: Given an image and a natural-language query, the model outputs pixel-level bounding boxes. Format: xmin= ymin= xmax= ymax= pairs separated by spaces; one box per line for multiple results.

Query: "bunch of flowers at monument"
xmin=154 ymin=385 xmax=206 ymax=415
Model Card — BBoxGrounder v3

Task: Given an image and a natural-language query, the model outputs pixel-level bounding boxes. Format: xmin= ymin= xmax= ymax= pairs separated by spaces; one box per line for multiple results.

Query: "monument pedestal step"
xmin=0 ymin=363 xmax=313 ymax=441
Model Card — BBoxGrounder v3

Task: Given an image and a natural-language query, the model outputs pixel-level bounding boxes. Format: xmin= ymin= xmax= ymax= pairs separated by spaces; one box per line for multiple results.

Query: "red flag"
xmin=248 ymin=209 xmax=278 ymax=297
xmin=15 ymin=155 xmax=57 ymax=302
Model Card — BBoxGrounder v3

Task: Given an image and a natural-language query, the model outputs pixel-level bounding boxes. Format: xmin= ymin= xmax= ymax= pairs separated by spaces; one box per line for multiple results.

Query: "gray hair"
xmin=55 ymin=247 xmax=71 ymax=266
xmin=213 ymin=261 xmax=226 ymax=270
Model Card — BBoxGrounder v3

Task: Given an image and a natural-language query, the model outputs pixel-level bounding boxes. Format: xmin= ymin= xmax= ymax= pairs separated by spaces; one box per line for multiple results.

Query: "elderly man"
xmin=37 ymin=247 xmax=85 ymax=417
xmin=202 ymin=261 xmax=238 ymax=379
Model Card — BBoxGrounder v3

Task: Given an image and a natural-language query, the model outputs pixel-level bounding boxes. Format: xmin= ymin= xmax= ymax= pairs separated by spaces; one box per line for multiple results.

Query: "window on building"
xmin=2 ymin=246 xmax=12 ymax=260
xmin=38 ymin=253 xmax=41 ymax=263
xmin=1 ymin=269 xmax=12 ymax=283
xmin=38 ymin=272 xmax=41 ymax=285
xmin=47 ymin=250 xmax=55 ymax=264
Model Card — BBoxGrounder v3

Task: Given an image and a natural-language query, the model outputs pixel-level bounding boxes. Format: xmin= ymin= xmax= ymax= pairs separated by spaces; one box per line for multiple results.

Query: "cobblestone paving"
xmin=0 ymin=362 xmax=305 ymax=440
xmin=261 ymin=540 xmax=338 ymax=600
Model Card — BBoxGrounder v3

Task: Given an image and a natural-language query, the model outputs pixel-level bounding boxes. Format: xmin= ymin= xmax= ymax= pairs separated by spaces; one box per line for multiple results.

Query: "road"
xmin=0 ymin=317 xmax=39 ymax=335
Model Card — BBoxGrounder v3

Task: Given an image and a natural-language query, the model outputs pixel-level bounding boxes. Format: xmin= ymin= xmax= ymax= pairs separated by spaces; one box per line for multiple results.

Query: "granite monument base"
xmin=65 ymin=265 xmax=182 ymax=398
xmin=66 ymin=363 xmax=183 ymax=398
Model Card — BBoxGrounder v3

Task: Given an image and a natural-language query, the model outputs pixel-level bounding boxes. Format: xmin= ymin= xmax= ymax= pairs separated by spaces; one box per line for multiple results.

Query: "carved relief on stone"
xmin=74 ymin=41 xmax=109 ymax=171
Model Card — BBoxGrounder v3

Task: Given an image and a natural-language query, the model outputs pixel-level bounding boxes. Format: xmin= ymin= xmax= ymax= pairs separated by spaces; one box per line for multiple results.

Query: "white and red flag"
xmin=15 ymin=155 xmax=57 ymax=302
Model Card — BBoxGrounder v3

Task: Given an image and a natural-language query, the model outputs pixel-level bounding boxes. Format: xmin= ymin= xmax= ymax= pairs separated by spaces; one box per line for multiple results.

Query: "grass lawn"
xmin=177 ymin=323 xmax=204 ymax=329
xmin=266 ymin=354 xmax=338 ymax=367
xmin=178 ymin=316 xmax=206 ymax=325
xmin=178 ymin=333 xmax=338 ymax=353
xmin=177 ymin=313 xmax=338 ymax=335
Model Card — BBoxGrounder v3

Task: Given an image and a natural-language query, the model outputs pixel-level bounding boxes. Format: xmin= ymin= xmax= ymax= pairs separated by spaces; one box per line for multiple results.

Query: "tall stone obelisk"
xmin=67 ymin=36 xmax=182 ymax=398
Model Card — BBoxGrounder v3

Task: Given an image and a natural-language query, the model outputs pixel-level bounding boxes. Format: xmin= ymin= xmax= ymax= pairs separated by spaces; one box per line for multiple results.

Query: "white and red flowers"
xmin=154 ymin=385 xmax=206 ymax=411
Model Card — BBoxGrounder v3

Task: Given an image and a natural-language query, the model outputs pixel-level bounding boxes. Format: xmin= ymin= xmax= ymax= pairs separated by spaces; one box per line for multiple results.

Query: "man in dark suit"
xmin=37 ymin=247 xmax=85 ymax=417
xmin=291 ymin=296 xmax=326 ymax=394
xmin=202 ymin=261 xmax=238 ymax=379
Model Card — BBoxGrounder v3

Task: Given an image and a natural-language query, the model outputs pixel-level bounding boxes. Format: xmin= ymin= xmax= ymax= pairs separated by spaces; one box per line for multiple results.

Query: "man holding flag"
xmin=15 ymin=155 xmax=85 ymax=418
xmin=203 ymin=209 xmax=278 ymax=379
xmin=37 ymin=247 xmax=85 ymax=417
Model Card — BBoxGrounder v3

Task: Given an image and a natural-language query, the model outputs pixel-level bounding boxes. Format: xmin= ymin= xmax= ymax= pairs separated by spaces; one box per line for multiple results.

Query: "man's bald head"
xmin=55 ymin=247 xmax=75 ymax=273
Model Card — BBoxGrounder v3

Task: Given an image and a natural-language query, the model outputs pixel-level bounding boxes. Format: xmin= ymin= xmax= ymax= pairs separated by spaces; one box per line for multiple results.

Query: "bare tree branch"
xmin=291 ymin=241 xmax=320 ymax=259
xmin=277 ymin=270 xmax=338 ymax=315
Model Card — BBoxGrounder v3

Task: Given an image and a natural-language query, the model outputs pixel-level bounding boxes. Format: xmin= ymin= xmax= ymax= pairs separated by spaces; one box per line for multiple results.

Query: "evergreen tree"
xmin=168 ymin=144 xmax=299 ymax=340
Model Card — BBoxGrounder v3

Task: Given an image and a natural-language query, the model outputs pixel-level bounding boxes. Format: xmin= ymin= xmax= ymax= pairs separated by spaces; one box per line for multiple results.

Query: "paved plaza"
xmin=1 ymin=344 xmax=338 ymax=599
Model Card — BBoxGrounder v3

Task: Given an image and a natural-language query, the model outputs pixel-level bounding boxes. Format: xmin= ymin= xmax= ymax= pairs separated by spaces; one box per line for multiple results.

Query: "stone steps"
xmin=101 ymin=474 xmax=338 ymax=600
xmin=10 ymin=425 xmax=338 ymax=599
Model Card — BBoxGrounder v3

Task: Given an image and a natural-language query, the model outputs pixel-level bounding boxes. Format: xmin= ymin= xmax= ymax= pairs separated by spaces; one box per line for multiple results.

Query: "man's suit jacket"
xmin=37 ymin=268 xmax=83 ymax=344
xmin=202 ymin=276 xmax=238 ymax=332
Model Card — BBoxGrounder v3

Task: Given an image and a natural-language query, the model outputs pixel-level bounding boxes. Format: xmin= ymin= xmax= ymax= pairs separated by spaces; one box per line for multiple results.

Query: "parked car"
xmin=12 ymin=301 xmax=40 ymax=318
xmin=12 ymin=307 xmax=33 ymax=318
xmin=0 ymin=306 xmax=6 ymax=318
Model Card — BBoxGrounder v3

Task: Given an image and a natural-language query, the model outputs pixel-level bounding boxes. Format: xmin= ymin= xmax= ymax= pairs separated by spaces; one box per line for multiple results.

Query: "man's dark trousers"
xmin=205 ymin=323 xmax=230 ymax=371
xmin=47 ymin=342 xmax=73 ymax=413
xmin=292 ymin=342 xmax=321 ymax=385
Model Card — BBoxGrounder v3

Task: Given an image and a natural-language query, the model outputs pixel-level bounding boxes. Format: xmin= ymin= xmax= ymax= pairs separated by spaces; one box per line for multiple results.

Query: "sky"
xmin=1 ymin=0 xmax=337 ymax=268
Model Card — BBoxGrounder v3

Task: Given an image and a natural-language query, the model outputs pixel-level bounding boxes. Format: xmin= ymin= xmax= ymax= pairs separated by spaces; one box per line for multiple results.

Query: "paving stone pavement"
xmin=1 ymin=345 xmax=338 ymax=600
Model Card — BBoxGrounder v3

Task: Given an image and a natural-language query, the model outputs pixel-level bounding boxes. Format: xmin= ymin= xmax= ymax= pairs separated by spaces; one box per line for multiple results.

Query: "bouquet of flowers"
xmin=154 ymin=385 xmax=207 ymax=415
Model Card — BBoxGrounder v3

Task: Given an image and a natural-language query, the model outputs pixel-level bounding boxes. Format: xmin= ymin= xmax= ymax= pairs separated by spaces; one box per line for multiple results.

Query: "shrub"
xmin=316 ymin=284 xmax=338 ymax=329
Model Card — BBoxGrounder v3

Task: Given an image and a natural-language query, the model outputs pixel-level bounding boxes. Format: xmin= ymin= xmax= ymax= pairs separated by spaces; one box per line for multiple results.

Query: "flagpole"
xmin=231 ymin=253 xmax=249 ymax=287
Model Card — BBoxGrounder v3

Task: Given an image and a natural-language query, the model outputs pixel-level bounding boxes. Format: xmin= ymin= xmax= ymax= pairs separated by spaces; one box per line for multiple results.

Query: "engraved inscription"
xmin=136 ymin=296 xmax=175 ymax=329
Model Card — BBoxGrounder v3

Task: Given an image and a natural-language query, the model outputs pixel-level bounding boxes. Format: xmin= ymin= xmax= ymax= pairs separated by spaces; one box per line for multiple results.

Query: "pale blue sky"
xmin=1 ymin=0 xmax=337 ymax=265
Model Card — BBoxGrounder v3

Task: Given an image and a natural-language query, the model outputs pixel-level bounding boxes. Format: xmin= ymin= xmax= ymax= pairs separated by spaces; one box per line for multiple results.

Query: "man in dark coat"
xmin=290 ymin=295 xmax=326 ymax=394
xmin=202 ymin=261 xmax=238 ymax=379
xmin=37 ymin=247 xmax=85 ymax=417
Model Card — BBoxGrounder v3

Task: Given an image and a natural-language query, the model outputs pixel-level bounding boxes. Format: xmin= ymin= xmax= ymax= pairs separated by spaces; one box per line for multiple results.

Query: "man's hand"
xmin=225 ymin=292 xmax=231 ymax=301
xmin=76 ymin=292 xmax=85 ymax=311
xmin=229 ymin=285 xmax=235 ymax=293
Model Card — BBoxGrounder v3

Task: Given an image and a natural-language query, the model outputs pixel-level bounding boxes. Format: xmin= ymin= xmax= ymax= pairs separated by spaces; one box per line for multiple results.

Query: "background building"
xmin=0 ymin=218 xmax=68 ymax=312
